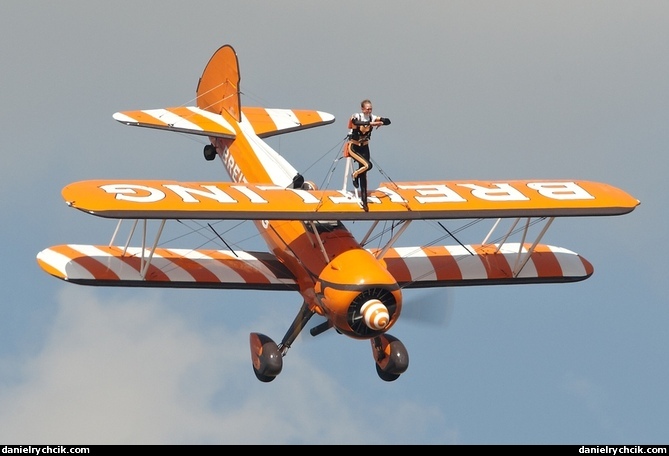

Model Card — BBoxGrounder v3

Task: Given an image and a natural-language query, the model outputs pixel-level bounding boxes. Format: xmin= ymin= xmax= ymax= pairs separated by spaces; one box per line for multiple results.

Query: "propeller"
xmin=400 ymin=288 xmax=455 ymax=327
xmin=306 ymin=288 xmax=455 ymax=338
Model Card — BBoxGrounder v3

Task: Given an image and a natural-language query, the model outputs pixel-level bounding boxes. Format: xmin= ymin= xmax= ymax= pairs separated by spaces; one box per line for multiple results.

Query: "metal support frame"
xmin=374 ymin=220 xmax=411 ymax=260
xmin=108 ymin=218 xmax=166 ymax=281
xmin=480 ymin=216 xmax=556 ymax=277
xmin=307 ymin=221 xmax=331 ymax=264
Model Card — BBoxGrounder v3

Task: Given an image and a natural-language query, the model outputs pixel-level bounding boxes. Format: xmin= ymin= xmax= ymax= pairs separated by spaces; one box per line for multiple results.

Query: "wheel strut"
xmin=278 ymin=301 xmax=315 ymax=356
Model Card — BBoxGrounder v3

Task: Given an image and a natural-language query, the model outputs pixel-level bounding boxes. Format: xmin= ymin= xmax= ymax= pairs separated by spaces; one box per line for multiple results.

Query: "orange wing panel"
xmin=241 ymin=107 xmax=274 ymax=135
xmin=168 ymin=107 xmax=236 ymax=136
xmin=427 ymin=246 xmax=464 ymax=281
xmin=115 ymin=110 xmax=171 ymax=127
xmin=472 ymin=244 xmax=513 ymax=279
xmin=113 ymin=107 xmax=236 ymax=138
xmin=378 ymin=243 xmax=593 ymax=287
xmin=241 ymin=107 xmax=335 ymax=137
xmin=528 ymin=244 xmax=566 ymax=278
xmin=36 ymin=244 xmax=298 ymax=290
xmin=56 ymin=244 xmax=122 ymax=281
xmin=60 ymin=180 xmax=639 ymax=221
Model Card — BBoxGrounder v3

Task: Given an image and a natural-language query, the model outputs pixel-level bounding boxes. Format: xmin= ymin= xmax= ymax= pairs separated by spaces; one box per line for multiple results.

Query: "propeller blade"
xmin=401 ymin=288 xmax=455 ymax=327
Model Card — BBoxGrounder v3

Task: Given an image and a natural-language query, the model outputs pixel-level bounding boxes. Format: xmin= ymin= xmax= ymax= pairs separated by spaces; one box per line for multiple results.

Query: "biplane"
xmin=36 ymin=45 xmax=639 ymax=382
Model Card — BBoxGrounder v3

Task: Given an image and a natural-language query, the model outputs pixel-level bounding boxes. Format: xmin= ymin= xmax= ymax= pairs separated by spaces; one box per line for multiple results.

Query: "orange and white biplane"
xmin=37 ymin=45 xmax=639 ymax=382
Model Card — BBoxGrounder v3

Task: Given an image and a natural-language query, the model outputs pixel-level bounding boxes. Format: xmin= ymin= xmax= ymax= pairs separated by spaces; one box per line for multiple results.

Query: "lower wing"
xmin=37 ymin=242 xmax=590 ymax=289
xmin=379 ymin=242 xmax=592 ymax=287
xmin=37 ymin=244 xmax=298 ymax=290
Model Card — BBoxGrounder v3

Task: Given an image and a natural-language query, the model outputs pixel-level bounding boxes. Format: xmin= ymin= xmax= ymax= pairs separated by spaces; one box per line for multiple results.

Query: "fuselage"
xmin=209 ymin=111 xmax=402 ymax=335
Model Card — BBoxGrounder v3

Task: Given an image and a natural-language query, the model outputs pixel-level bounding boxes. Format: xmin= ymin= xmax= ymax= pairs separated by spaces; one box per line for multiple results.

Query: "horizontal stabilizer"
xmin=113 ymin=107 xmax=237 ymax=138
xmin=113 ymin=107 xmax=334 ymax=139
xmin=61 ymin=179 xmax=640 ymax=221
xmin=241 ymin=107 xmax=335 ymax=138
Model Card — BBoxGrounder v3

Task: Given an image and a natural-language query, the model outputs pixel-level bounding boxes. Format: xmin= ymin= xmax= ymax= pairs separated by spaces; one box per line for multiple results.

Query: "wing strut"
xmin=140 ymin=219 xmax=166 ymax=279
xmin=490 ymin=218 xmax=520 ymax=251
xmin=512 ymin=217 xmax=554 ymax=277
xmin=374 ymin=220 xmax=412 ymax=260
xmin=307 ymin=221 xmax=330 ymax=263
xmin=109 ymin=219 xmax=139 ymax=256
xmin=360 ymin=220 xmax=381 ymax=246
xmin=482 ymin=218 xmax=503 ymax=246
xmin=108 ymin=218 xmax=167 ymax=281
xmin=482 ymin=216 xmax=556 ymax=278
xmin=110 ymin=219 xmax=125 ymax=248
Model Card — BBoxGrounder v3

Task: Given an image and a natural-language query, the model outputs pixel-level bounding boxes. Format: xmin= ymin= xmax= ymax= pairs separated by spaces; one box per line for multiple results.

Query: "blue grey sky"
xmin=0 ymin=1 xmax=666 ymax=444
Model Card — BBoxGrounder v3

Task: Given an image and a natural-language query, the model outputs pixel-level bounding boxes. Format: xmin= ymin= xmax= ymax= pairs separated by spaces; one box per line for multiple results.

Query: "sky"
xmin=0 ymin=0 xmax=667 ymax=445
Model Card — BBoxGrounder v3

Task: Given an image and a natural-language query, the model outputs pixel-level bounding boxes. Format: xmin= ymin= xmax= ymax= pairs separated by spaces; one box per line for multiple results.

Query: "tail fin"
xmin=196 ymin=45 xmax=241 ymax=121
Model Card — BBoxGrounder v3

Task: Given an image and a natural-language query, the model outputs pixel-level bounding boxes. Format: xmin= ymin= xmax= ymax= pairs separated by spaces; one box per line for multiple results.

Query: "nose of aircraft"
xmin=361 ymin=299 xmax=390 ymax=330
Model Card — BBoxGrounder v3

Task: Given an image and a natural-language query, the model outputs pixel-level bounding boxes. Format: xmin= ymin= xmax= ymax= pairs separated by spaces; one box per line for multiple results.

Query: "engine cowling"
xmin=314 ymin=248 xmax=402 ymax=339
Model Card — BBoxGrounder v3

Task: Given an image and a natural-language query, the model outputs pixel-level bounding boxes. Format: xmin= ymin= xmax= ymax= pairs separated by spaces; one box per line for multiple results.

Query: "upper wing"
xmin=61 ymin=179 xmax=640 ymax=221
xmin=112 ymin=106 xmax=334 ymax=139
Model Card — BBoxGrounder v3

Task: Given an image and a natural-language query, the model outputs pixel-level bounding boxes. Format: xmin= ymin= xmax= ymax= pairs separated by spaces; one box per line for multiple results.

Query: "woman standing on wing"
xmin=346 ymin=99 xmax=391 ymax=211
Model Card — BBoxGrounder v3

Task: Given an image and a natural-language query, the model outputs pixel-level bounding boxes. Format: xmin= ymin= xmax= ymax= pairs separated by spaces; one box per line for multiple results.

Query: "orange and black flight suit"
xmin=346 ymin=114 xmax=391 ymax=210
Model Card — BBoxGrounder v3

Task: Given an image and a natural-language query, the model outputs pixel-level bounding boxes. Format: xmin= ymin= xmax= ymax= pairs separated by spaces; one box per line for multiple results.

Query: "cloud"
xmin=562 ymin=371 xmax=614 ymax=434
xmin=0 ymin=287 xmax=454 ymax=444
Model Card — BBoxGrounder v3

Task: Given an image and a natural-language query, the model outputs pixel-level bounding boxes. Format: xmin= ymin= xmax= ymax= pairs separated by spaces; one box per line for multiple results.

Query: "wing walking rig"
xmin=37 ymin=45 xmax=639 ymax=382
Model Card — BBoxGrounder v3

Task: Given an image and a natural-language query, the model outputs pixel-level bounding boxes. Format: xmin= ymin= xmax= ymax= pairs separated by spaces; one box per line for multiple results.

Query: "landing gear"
xmin=249 ymin=301 xmax=315 ymax=382
xmin=250 ymin=302 xmax=409 ymax=382
xmin=203 ymin=144 xmax=217 ymax=161
xmin=371 ymin=334 xmax=409 ymax=382
xmin=291 ymin=173 xmax=305 ymax=189
xmin=249 ymin=333 xmax=282 ymax=382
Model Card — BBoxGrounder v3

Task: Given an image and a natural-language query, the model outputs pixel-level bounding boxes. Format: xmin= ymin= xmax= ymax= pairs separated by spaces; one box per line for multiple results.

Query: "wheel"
xmin=249 ymin=332 xmax=283 ymax=382
xmin=371 ymin=334 xmax=409 ymax=381
xmin=203 ymin=144 xmax=217 ymax=161
xmin=376 ymin=363 xmax=400 ymax=382
xmin=253 ymin=369 xmax=277 ymax=383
